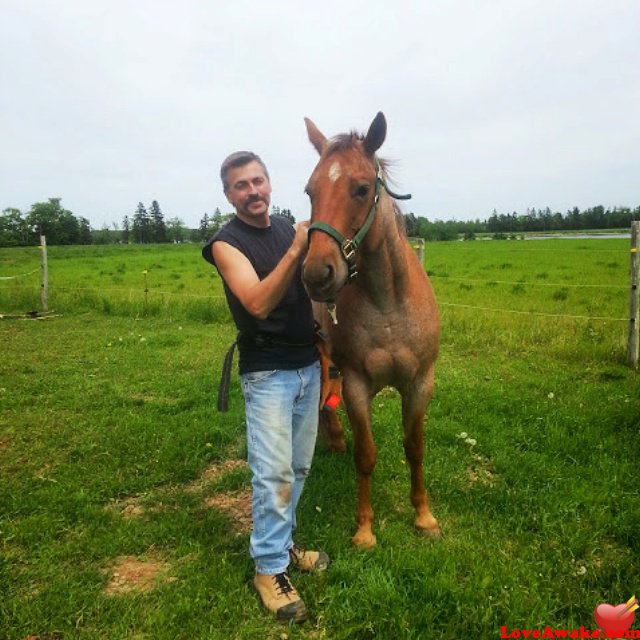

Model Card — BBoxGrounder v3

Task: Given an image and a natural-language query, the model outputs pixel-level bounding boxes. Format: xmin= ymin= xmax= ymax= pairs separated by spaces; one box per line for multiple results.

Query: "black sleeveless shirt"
xmin=202 ymin=215 xmax=318 ymax=374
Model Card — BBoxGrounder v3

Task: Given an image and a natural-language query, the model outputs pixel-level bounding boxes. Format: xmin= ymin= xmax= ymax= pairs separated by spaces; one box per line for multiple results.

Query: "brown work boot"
xmin=289 ymin=544 xmax=330 ymax=572
xmin=253 ymin=572 xmax=307 ymax=623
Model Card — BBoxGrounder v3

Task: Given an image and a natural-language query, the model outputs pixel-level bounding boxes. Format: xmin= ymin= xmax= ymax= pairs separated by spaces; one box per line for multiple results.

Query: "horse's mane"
xmin=326 ymin=132 xmax=407 ymax=237
xmin=326 ymin=131 xmax=363 ymax=154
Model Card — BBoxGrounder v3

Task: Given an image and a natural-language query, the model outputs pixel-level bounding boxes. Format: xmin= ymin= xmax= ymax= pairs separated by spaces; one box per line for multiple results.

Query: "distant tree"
xmin=77 ymin=217 xmax=92 ymax=244
xmin=149 ymin=200 xmax=167 ymax=243
xmin=166 ymin=217 xmax=187 ymax=243
xmin=198 ymin=208 xmax=235 ymax=242
xmin=212 ymin=209 xmax=222 ymax=234
xmin=0 ymin=207 xmax=31 ymax=246
xmin=403 ymin=212 xmax=419 ymax=237
xmin=486 ymin=209 xmax=500 ymax=233
xmin=211 ymin=208 xmax=224 ymax=233
xmin=132 ymin=202 xmax=150 ymax=243
xmin=121 ymin=215 xmax=130 ymax=244
xmin=271 ymin=205 xmax=281 ymax=216
xmin=567 ymin=207 xmax=582 ymax=230
xmin=279 ymin=208 xmax=296 ymax=223
xmin=92 ymin=224 xmax=113 ymax=245
xmin=27 ymin=198 xmax=80 ymax=245
xmin=199 ymin=212 xmax=212 ymax=241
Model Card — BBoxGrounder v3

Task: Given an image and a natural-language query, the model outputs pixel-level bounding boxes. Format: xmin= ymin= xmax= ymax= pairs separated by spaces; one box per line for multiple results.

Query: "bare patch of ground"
xmin=105 ymin=495 xmax=164 ymax=520
xmin=204 ymin=488 xmax=252 ymax=535
xmin=185 ymin=458 xmax=247 ymax=493
xmin=103 ymin=554 xmax=176 ymax=596
xmin=105 ymin=459 xmax=250 ymax=530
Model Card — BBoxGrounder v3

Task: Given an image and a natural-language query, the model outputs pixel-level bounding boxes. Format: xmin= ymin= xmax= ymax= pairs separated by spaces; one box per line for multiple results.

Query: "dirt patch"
xmin=204 ymin=488 xmax=252 ymax=535
xmin=34 ymin=463 xmax=57 ymax=483
xmin=105 ymin=496 xmax=156 ymax=520
xmin=105 ymin=459 xmax=249 ymax=521
xmin=185 ymin=458 xmax=247 ymax=493
xmin=466 ymin=454 xmax=498 ymax=487
xmin=103 ymin=555 xmax=176 ymax=596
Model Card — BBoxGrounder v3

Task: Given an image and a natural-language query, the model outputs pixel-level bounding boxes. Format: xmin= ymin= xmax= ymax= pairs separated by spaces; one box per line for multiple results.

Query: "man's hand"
xmin=291 ymin=221 xmax=310 ymax=257
xmin=212 ymin=222 xmax=311 ymax=320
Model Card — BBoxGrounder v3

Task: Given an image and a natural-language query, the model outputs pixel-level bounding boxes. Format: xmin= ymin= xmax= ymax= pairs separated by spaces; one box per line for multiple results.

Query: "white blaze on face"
xmin=328 ymin=161 xmax=342 ymax=183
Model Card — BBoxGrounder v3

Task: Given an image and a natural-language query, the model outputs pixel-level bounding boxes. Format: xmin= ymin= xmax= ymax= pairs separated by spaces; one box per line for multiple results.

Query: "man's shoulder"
xmin=214 ymin=216 xmax=240 ymax=239
xmin=270 ymin=215 xmax=295 ymax=234
xmin=202 ymin=217 xmax=241 ymax=266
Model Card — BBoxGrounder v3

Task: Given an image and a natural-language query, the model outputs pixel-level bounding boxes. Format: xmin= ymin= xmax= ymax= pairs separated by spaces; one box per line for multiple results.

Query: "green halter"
xmin=308 ymin=161 xmax=411 ymax=281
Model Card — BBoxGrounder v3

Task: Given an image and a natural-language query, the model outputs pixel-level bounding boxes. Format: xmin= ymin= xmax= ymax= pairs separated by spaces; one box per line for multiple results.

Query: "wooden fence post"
xmin=628 ymin=221 xmax=640 ymax=370
xmin=40 ymin=235 xmax=48 ymax=312
xmin=409 ymin=237 xmax=425 ymax=266
xmin=143 ymin=269 xmax=149 ymax=315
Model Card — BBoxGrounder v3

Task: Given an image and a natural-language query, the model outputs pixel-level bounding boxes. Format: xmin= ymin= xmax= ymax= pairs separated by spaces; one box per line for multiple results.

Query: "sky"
xmin=1 ymin=0 xmax=639 ymax=230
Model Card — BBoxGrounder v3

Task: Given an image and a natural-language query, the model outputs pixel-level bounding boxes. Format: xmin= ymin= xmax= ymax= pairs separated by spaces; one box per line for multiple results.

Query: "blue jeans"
xmin=241 ymin=360 xmax=321 ymax=575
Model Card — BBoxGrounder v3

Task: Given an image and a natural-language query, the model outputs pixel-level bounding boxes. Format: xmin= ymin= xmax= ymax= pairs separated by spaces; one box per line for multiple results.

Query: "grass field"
xmin=1 ymin=239 xmax=639 ymax=639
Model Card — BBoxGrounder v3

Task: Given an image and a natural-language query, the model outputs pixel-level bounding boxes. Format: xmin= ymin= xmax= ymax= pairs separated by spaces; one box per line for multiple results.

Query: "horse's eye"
xmin=355 ymin=184 xmax=369 ymax=198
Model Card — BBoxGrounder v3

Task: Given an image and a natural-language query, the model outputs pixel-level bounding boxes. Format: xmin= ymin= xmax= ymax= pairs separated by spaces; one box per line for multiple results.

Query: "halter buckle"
xmin=341 ymin=239 xmax=356 ymax=262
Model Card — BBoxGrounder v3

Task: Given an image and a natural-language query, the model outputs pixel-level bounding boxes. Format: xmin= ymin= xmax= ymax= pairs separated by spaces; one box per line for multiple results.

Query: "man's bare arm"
xmin=211 ymin=222 xmax=310 ymax=320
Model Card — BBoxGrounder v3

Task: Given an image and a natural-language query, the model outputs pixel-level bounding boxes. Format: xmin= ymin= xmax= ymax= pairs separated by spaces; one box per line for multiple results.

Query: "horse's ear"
xmin=305 ymin=117 xmax=327 ymax=155
xmin=363 ymin=112 xmax=386 ymax=156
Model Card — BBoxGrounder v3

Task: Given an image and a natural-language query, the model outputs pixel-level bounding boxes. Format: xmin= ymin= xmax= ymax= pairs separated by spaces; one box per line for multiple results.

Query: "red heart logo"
xmin=594 ymin=603 xmax=635 ymax=635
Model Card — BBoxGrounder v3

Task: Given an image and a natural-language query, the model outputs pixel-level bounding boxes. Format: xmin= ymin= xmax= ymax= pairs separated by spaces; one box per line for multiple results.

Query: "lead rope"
xmin=217 ymin=339 xmax=237 ymax=412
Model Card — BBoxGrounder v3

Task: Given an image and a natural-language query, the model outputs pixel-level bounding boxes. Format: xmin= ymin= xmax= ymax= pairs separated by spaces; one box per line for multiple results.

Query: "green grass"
xmin=1 ymin=240 xmax=639 ymax=639
xmin=0 ymin=243 xmax=230 ymax=322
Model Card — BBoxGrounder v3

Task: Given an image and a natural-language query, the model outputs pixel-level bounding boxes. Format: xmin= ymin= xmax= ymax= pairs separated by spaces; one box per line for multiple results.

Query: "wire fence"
xmin=429 ymin=275 xmax=626 ymax=290
xmin=0 ymin=267 xmax=39 ymax=281
xmin=0 ymin=281 xmax=628 ymax=322
xmin=0 ymin=240 xmax=633 ymax=326
xmin=438 ymin=302 xmax=627 ymax=323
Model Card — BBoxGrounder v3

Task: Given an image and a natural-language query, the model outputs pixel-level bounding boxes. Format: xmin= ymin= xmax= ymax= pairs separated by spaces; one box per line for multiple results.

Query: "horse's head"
xmin=302 ymin=112 xmax=387 ymax=302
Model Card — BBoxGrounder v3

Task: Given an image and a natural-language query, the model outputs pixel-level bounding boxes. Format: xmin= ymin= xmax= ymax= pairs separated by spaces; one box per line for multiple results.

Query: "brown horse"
xmin=303 ymin=112 xmax=441 ymax=548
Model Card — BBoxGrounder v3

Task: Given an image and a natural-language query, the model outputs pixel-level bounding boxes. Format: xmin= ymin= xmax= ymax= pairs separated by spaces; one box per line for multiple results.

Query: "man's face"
xmin=224 ymin=160 xmax=272 ymax=221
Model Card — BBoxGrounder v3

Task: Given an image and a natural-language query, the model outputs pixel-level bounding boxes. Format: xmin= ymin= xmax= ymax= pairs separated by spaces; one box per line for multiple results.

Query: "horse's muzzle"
xmin=304 ymin=252 xmax=353 ymax=302
xmin=302 ymin=259 xmax=336 ymax=301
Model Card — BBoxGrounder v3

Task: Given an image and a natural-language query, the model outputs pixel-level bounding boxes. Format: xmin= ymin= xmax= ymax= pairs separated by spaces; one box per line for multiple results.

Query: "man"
xmin=202 ymin=151 xmax=329 ymax=624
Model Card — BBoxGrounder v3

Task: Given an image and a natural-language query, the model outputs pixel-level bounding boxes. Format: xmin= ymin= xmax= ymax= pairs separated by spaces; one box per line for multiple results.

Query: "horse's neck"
xmin=357 ymin=197 xmax=409 ymax=309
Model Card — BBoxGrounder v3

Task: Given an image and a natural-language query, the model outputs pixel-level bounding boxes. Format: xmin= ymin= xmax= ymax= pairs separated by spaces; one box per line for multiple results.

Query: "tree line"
xmin=1 ymin=197 xmax=637 ymax=247
xmin=0 ymin=199 xmax=92 ymax=246
xmin=403 ymin=205 xmax=640 ymax=241
xmin=0 ymin=199 xmax=295 ymax=247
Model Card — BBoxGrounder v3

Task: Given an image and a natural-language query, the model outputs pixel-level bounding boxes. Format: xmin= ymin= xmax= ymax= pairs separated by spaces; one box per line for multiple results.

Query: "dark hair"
xmin=220 ymin=151 xmax=269 ymax=191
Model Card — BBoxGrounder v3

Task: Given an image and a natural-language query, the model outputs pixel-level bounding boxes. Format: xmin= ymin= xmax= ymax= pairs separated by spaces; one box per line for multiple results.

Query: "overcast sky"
xmin=1 ymin=0 xmax=639 ymax=229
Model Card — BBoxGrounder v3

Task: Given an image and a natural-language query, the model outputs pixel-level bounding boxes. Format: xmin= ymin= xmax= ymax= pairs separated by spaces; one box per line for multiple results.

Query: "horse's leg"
xmin=342 ymin=373 xmax=377 ymax=548
xmin=401 ymin=365 xmax=440 ymax=538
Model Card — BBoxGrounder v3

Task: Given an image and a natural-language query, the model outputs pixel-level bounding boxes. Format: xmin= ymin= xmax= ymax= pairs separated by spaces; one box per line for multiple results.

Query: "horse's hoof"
xmin=327 ymin=439 xmax=346 ymax=453
xmin=352 ymin=530 xmax=377 ymax=548
xmin=415 ymin=516 xmax=441 ymax=539
xmin=417 ymin=525 xmax=442 ymax=539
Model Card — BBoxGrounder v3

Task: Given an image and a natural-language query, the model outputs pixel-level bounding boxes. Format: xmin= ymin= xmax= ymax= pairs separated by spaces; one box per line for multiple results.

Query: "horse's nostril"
xmin=303 ymin=261 xmax=337 ymax=298
xmin=322 ymin=264 xmax=334 ymax=285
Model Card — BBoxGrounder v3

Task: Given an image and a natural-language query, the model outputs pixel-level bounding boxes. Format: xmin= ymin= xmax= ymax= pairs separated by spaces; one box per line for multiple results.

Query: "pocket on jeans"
xmin=243 ymin=369 xmax=278 ymax=384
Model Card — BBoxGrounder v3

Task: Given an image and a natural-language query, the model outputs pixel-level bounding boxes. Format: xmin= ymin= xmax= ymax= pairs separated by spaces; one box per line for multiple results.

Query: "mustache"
xmin=245 ymin=195 xmax=268 ymax=205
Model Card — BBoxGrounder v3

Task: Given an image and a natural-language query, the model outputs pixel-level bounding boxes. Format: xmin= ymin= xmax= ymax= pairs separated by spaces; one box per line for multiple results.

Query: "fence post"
xmin=628 ymin=221 xmax=640 ymax=370
xmin=409 ymin=237 xmax=425 ymax=267
xmin=40 ymin=235 xmax=48 ymax=312
xmin=143 ymin=269 xmax=149 ymax=315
